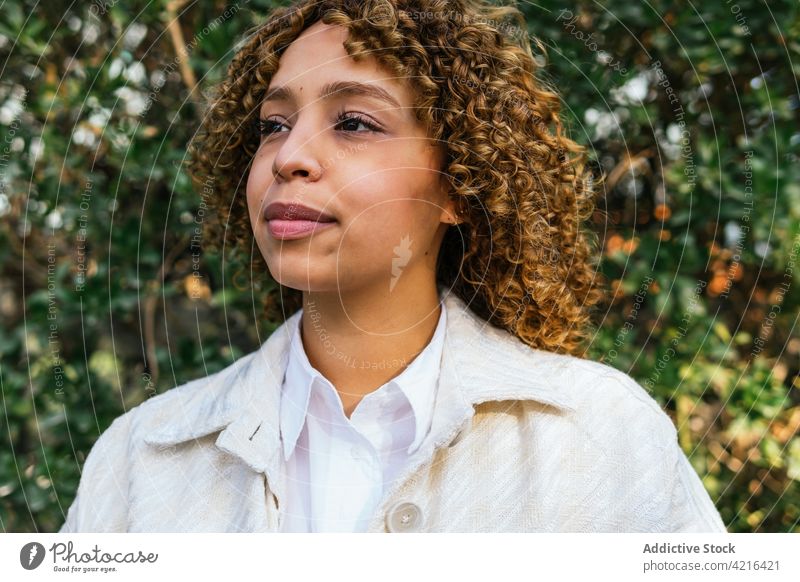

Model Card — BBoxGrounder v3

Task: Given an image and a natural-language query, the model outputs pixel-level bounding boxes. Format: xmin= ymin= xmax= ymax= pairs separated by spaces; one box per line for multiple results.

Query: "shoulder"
xmin=457 ymin=315 xmax=679 ymax=446
xmin=58 ymin=350 xmax=259 ymax=532
xmin=478 ymin=325 xmax=679 ymax=440
xmin=542 ymin=350 xmax=678 ymax=444
xmin=526 ymin=352 xmax=726 ymax=532
xmin=122 ymin=341 xmax=273 ymax=444
xmin=100 ymin=363 xmax=234 ymax=446
xmin=562 ymin=353 xmax=676 ymax=432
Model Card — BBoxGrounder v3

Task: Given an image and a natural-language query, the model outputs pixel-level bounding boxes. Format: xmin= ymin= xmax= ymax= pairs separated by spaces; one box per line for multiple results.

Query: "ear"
xmin=438 ymin=195 xmax=463 ymax=225
xmin=430 ymin=143 xmax=462 ymax=226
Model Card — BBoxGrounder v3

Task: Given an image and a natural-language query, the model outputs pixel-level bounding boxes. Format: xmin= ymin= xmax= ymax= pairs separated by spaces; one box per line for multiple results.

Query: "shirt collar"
xmin=279 ymin=300 xmax=447 ymax=461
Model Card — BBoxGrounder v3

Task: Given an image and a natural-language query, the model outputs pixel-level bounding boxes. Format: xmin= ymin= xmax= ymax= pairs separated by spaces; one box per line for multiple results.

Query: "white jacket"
xmin=59 ymin=291 xmax=727 ymax=533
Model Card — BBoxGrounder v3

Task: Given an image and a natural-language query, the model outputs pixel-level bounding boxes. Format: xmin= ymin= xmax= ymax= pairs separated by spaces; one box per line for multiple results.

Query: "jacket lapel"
xmin=144 ymin=287 xmax=579 ymax=520
xmin=144 ymin=310 xmax=296 ymax=507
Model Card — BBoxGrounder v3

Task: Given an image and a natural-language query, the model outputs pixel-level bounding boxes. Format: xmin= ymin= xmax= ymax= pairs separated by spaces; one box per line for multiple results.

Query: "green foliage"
xmin=1 ymin=0 xmax=798 ymax=532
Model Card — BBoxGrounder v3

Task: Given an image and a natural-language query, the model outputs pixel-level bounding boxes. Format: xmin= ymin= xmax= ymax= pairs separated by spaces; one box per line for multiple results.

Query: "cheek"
xmin=340 ymin=193 xmax=439 ymax=257
xmin=346 ymin=162 xmax=443 ymax=226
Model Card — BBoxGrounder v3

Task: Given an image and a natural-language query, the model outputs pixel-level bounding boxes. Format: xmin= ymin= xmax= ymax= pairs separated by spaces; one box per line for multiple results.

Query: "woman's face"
xmin=246 ymin=21 xmax=456 ymax=295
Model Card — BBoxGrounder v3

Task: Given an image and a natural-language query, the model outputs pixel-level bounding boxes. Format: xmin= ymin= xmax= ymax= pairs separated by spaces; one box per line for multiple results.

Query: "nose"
xmin=271 ymin=118 xmax=324 ymax=184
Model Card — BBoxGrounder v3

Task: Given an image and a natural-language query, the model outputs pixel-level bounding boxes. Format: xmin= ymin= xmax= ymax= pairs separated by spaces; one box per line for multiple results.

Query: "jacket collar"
xmin=144 ymin=286 xmax=578 ymax=498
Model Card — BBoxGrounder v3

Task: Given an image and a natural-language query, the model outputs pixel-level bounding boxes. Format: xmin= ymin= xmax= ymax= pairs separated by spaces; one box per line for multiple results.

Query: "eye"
xmin=257 ymin=118 xmax=287 ymax=137
xmin=334 ymin=111 xmax=382 ymax=133
xmin=255 ymin=111 xmax=383 ymax=139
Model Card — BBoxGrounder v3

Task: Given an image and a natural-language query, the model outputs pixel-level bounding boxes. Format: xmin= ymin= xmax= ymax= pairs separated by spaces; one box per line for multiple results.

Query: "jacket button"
xmin=385 ymin=501 xmax=423 ymax=533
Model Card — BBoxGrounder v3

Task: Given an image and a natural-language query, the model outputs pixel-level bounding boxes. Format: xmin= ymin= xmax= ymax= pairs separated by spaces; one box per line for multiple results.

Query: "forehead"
xmin=268 ymin=21 xmax=415 ymax=108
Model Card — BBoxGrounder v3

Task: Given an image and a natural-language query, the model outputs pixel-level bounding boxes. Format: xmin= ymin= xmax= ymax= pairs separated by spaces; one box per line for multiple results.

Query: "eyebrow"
xmin=262 ymin=80 xmax=402 ymax=110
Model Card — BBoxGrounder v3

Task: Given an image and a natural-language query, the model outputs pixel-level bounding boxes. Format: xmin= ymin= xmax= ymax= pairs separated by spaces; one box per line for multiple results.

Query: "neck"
xmin=299 ymin=278 xmax=443 ymax=418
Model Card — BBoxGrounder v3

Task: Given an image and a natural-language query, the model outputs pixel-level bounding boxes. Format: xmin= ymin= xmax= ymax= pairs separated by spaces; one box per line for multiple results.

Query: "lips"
xmin=263 ymin=201 xmax=337 ymax=241
xmin=264 ymin=201 xmax=336 ymax=223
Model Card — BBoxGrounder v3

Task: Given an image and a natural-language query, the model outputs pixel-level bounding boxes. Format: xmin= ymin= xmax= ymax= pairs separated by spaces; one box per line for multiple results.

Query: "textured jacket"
xmin=59 ymin=291 xmax=728 ymax=533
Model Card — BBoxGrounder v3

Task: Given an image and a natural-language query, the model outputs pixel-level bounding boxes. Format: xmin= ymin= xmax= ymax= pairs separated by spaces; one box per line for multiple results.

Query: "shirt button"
xmin=385 ymin=501 xmax=424 ymax=533
xmin=350 ymin=445 xmax=362 ymax=460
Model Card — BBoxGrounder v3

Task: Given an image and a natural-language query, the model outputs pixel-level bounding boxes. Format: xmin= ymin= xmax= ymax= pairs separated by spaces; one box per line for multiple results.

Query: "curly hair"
xmin=186 ymin=0 xmax=606 ymax=356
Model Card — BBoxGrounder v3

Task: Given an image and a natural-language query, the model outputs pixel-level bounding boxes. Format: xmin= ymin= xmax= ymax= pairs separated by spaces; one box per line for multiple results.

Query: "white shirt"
xmin=278 ymin=300 xmax=448 ymax=532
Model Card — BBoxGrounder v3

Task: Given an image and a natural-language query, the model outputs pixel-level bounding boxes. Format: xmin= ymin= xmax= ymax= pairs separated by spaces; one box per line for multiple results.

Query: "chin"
xmin=266 ymin=263 xmax=338 ymax=293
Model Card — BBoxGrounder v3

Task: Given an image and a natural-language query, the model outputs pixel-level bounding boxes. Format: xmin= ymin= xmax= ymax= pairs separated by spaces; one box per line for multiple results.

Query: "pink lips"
xmin=267 ymin=219 xmax=336 ymax=239
xmin=264 ymin=201 xmax=337 ymax=241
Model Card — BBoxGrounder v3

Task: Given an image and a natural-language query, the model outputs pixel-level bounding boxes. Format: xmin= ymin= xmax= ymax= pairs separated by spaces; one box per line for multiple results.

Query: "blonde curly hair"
xmin=186 ymin=0 xmax=606 ymax=356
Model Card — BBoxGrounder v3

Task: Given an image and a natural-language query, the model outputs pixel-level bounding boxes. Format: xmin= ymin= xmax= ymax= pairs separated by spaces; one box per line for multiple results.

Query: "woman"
xmin=60 ymin=0 xmax=727 ymax=533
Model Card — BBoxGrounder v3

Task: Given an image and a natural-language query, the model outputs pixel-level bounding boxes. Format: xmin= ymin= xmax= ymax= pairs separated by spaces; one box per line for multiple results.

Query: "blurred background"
xmin=0 ymin=0 xmax=798 ymax=532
